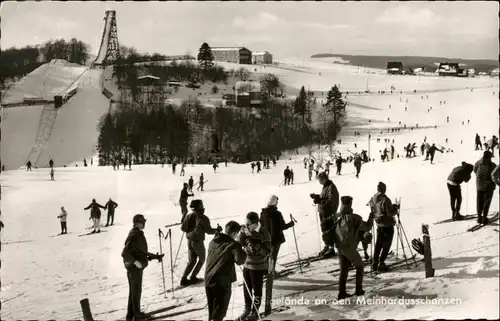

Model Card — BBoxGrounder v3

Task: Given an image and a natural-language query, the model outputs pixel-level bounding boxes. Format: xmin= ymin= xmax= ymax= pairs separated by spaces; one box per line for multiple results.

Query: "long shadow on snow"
xmin=200 ymin=188 xmax=230 ymax=193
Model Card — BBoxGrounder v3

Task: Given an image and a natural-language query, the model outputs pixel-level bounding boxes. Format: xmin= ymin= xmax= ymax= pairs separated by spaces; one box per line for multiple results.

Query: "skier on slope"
xmin=237 ymin=212 xmax=271 ymax=320
xmin=308 ymin=162 xmax=314 ymax=181
xmin=310 ymin=172 xmax=339 ymax=257
xmin=57 ymin=206 xmax=68 ymax=234
xmin=428 ymin=144 xmax=444 ymax=164
xmin=197 ymin=173 xmax=205 ymax=191
xmin=256 ymin=161 xmax=261 ymax=173
xmin=368 ymin=182 xmax=399 ymax=272
xmin=335 ymin=155 xmax=343 ymax=175
xmin=205 ymin=221 xmax=247 ymax=321
xmin=303 ymin=157 xmax=308 ymax=169
xmin=180 ymin=200 xmax=220 ymax=287
xmin=321 ymin=196 xmax=374 ymax=299
xmin=251 ymin=162 xmax=255 ymax=173
xmin=283 ymin=166 xmax=291 ymax=186
xmin=26 ymin=161 xmax=32 ymax=171
xmin=290 ymin=169 xmax=294 ymax=184
xmin=105 ymin=198 xmax=119 ymax=227
xmin=121 ymin=214 xmax=164 ymax=321
xmin=213 ymin=162 xmax=219 ymax=173
xmin=354 ymin=154 xmax=362 ymax=178
xmin=447 ymin=162 xmax=474 ymax=221
xmin=260 ymin=195 xmax=295 ymax=315
xmin=84 ymin=199 xmax=106 ymax=233
xmin=475 ymin=134 xmax=482 ymax=150
xmin=49 ymin=159 xmax=54 ymax=168
xmin=474 ymin=151 xmax=497 ymax=225
xmin=390 ymin=145 xmax=395 ymax=159
xmin=180 ymin=162 xmax=186 ymax=176
xmin=179 ymin=183 xmax=194 ymax=222
xmin=188 ymin=176 xmax=194 ymax=193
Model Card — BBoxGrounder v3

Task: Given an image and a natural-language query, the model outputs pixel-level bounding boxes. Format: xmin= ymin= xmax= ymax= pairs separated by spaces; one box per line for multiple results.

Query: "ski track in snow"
xmin=1 ymin=60 xmax=499 ymax=320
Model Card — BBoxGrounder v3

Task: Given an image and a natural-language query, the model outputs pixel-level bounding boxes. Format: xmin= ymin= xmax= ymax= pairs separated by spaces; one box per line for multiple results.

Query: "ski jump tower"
xmin=93 ymin=10 xmax=119 ymax=67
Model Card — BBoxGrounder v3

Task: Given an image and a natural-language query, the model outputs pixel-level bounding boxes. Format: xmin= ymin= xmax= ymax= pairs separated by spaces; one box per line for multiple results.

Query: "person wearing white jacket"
xmin=57 ymin=206 xmax=68 ymax=234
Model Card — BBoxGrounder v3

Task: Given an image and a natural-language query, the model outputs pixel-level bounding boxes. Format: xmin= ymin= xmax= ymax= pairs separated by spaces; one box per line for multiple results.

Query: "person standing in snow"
xmin=260 ymin=195 xmax=294 ymax=315
xmin=213 ymin=162 xmax=219 ymax=173
xmin=354 ymin=155 xmax=362 ymax=178
xmin=283 ymin=166 xmax=291 ymax=186
xmin=428 ymin=144 xmax=443 ymax=164
xmin=91 ymin=158 xmax=93 ymax=167
xmin=368 ymin=182 xmax=399 ymax=272
xmin=474 ymin=151 xmax=497 ymax=225
xmin=256 ymin=161 xmax=261 ymax=173
xmin=49 ymin=159 xmax=54 ymax=168
xmin=290 ymin=169 xmax=294 ymax=184
xmin=475 ymin=134 xmax=482 ymax=150
xmin=325 ymin=160 xmax=332 ymax=176
xmin=105 ymin=198 xmax=119 ymax=226
xmin=57 ymin=206 xmax=68 ymax=234
xmin=50 ymin=167 xmax=55 ymax=181
xmin=197 ymin=173 xmax=205 ymax=191
xmin=180 ymin=200 xmax=219 ymax=286
xmin=237 ymin=212 xmax=271 ymax=320
xmin=308 ymin=162 xmax=314 ymax=181
xmin=321 ymin=196 xmax=374 ymax=299
xmin=121 ymin=214 xmax=164 ymax=321
xmin=188 ymin=176 xmax=194 ymax=193
xmin=84 ymin=199 xmax=106 ymax=233
xmin=310 ymin=172 xmax=339 ymax=257
xmin=179 ymin=183 xmax=194 ymax=222
xmin=335 ymin=156 xmax=343 ymax=175
xmin=303 ymin=157 xmax=308 ymax=169
xmin=447 ymin=162 xmax=474 ymax=221
xmin=390 ymin=145 xmax=395 ymax=160
xmin=26 ymin=161 xmax=32 ymax=171
xmin=251 ymin=162 xmax=255 ymax=173
xmin=180 ymin=163 xmax=186 ymax=176
xmin=205 ymin=221 xmax=247 ymax=321
xmin=491 ymin=164 xmax=500 ymax=187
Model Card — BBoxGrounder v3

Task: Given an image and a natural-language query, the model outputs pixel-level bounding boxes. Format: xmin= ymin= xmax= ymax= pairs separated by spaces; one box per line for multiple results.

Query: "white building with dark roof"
xmin=251 ymin=51 xmax=273 ymax=64
xmin=210 ymin=47 xmax=252 ymax=64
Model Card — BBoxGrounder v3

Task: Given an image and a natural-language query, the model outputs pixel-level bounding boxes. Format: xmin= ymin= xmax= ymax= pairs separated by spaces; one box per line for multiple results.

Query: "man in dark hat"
xmin=310 ymin=171 xmax=339 ymax=257
xmin=474 ymin=151 xmax=497 ymax=224
xmin=121 ymin=214 xmax=164 ymax=321
xmin=180 ymin=199 xmax=220 ymax=286
xmin=368 ymin=182 xmax=399 ymax=272
xmin=321 ymin=196 xmax=374 ymax=299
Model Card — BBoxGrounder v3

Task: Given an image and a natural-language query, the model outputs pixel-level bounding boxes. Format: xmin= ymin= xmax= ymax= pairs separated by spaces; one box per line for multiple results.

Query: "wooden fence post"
xmin=80 ymin=298 xmax=95 ymax=321
xmin=422 ymin=224 xmax=435 ymax=278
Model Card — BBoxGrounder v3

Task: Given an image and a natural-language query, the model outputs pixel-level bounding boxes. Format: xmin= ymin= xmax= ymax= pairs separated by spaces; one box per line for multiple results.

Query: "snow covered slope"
xmin=1 ymin=60 xmax=87 ymax=104
xmin=1 ymin=82 xmax=498 ymax=320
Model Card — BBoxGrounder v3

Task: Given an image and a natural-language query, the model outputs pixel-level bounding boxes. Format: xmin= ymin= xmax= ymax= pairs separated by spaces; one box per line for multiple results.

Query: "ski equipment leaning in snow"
xmin=310 ymin=171 xmax=339 ymax=257
xmin=180 ymin=199 xmax=220 ymax=287
xmin=57 ymin=206 xmax=68 ymax=234
xmin=259 ymin=195 xmax=294 ymax=316
xmin=205 ymin=221 xmax=247 ymax=321
xmin=473 ymin=151 xmax=497 ymax=225
xmin=368 ymin=182 xmax=399 ymax=272
xmin=121 ymin=214 xmax=164 ymax=321
xmin=321 ymin=196 xmax=374 ymax=300
xmin=83 ymin=199 xmax=106 ymax=233
xmin=238 ymin=212 xmax=271 ymax=321
xmin=447 ymin=162 xmax=474 ymax=221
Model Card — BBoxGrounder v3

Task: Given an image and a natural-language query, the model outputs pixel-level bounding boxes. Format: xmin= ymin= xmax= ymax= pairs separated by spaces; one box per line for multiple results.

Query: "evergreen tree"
xmin=97 ymin=113 xmax=115 ymax=165
xmin=323 ymin=85 xmax=347 ymax=149
xmin=197 ymin=43 xmax=214 ymax=71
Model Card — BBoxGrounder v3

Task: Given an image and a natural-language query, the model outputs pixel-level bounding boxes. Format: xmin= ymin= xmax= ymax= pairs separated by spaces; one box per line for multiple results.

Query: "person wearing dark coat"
xmin=105 ymin=198 xmax=119 ymax=226
xmin=321 ymin=196 xmax=374 ymax=300
xmin=492 ymin=164 xmax=500 ymax=187
xmin=447 ymin=162 xmax=474 ymax=220
xmin=283 ymin=167 xmax=291 ymax=185
xmin=310 ymin=172 xmax=339 ymax=257
xmin=354 ymin=156 xmax=362 ymax=178
xmin=180 ymin=200 xmax=219 ymax=286
xmin=475 ymin=133 xmax=482 ymax=150
xmin=260 ymin=195 xmax=294 ymax=315
xmin=474 ymin=151 xmax=497 ymax=224
xmin=335 ymin=156 xmax=343 ymax=175
xmin=428 ymin=144 xmax=443 ymax=164
xmin=179 ymin=183 xmax=194 ymax=222
xmin=121 ymin=214 xmax=164 ymax=321
xmin=368 ymin=182 xmax=398 ymax=272
xmin=188 ymin=176 xmax=194 ymax=193
xmin=84 ymin=199 xmax=106 ymax=233
xmin=205 ymin=221 xmax=247 ymax=321
xmin=49 ymin=159 xmax=54 ymax=168
xmin=237 ymin=212 xmax=271 ymax=320
xmin=26 ymin=161 xmax=32 ymax=171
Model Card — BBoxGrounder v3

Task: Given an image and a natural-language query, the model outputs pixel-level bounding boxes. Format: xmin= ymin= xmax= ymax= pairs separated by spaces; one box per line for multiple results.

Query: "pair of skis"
xmin=467 ymin=212 xmax=499 ymax=232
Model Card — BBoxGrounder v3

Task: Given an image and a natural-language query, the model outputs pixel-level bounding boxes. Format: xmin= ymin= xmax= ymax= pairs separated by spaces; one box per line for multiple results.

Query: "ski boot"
xmin=180 ymin=277 xmax=190 ymax=287
xmin=453 ymin=211 xmax=464 ymax=221
xmin=482 ymin=216 xmax=489 ymax=225
xmin=189 ymin=276 xmax=202 ymax=284
xmin=377 ymin=262 xmax=389 ymax=272
xmin=337 ymin=292 xmax=353 ymax=300
xmin=264 ymin=305 xmax=272 ymax=317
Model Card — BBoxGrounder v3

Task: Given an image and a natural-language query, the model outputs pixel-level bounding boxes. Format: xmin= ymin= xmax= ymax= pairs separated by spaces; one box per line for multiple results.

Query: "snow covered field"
xmin=1 ymin=76 xmax=499 ymax=320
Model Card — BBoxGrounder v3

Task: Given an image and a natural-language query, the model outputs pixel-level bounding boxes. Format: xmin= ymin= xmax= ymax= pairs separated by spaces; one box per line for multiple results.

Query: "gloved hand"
xmin=393 ymin=203 xmax=400 ymax=210
xmin=134 ymin=261 xmax=143 ymax=269
xmin=289 ymin=220 xmax=295 ymax=228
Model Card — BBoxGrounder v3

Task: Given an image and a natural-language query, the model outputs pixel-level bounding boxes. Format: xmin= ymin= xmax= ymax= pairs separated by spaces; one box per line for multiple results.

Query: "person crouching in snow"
xmin=237 ymin=212 xmax=271 ymax=321
xmin=260 ymin=195 xmax=294 ymax=316
xmin=447 ymin=162 xmax=474 ymax=221
xmin=84 ymin=199 xmax=106 ymax=233
xmin=321 ymin=196 xmax=374 ymax=300
xmin=57 ymin=206 xmax=68 ymax=234
xmin=205 ymin=221 xmax=247 ymax=321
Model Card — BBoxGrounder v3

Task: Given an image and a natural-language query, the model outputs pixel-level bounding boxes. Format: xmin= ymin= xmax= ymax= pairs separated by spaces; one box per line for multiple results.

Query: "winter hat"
xmin=133 ymin=214 xmax=146 ymax=223
xmin=246 ymin=212 xmax=260 ymax=223
xmin=483 ymin=151 xmax=493 ymax=158
xmin=377 ymin=182 xmax=387 ymax=193
xmin=190 ymin=199 xmax=204 ymax=210
xmin=268 ymin=195 xmax=279 ymax=207
xmin=340 ymin=196 xmax=353 ymax=206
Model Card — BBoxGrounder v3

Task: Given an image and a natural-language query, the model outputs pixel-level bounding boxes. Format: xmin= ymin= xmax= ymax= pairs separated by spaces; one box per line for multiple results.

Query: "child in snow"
xmin=57 ymin=206 xmax=68 ymax=234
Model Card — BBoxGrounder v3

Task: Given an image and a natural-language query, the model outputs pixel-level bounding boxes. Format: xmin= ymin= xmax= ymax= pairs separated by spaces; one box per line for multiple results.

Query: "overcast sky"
xmin=1 ymin=1 xmax=498 ymax=60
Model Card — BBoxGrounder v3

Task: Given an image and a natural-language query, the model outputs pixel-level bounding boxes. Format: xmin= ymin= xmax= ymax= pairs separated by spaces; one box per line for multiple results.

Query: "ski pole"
xmin=158 ymin=229 xmax=167 ymax=298
xmin=290 ymin=214 xmax=303 ymax=273
xmin=314 ymin=205 xmax=322 ymax=253
xmin=238 ymin=266 xmax=262 ymax=321
xmin=168 ymin=229 xmax=175 ymax=297
xmin=173 ymin=232 xmax=185 ymax=268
